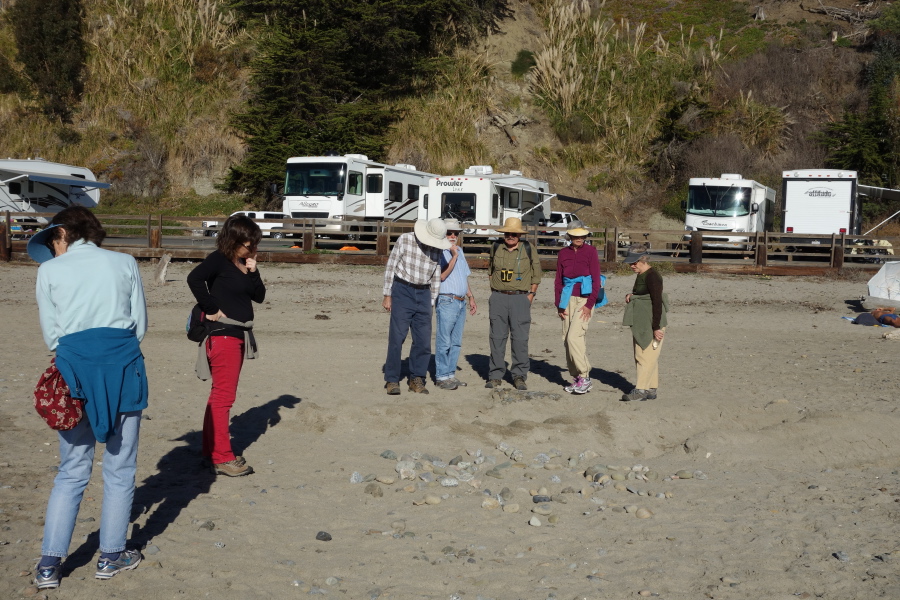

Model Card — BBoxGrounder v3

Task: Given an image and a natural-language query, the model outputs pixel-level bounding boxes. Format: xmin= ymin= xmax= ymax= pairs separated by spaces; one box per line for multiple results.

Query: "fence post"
xmin=756 ymin=231 xmax=767 ymax=267
xmin=832 ymin=233 xmax=844 ymax=269
xmin=0 ymin=220 xmax=8 ymax=262
xmin=605 ymin=228 xmax=617 ymax=263
xmin=149 ymin=214 xmax=162 ymax=249
xmin=302 ymin=219 xmax=314 ymax=252
xmin=146 ymin=215 xmax=152 ymax=247
xmin=376 ymin=220 xmax=389 ymax=256
xmin=690 ymin=231 xmax=703 ymax=264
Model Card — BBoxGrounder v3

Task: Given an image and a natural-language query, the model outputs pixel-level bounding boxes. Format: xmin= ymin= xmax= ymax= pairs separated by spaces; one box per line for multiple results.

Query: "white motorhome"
xmin=0 ymin=158 xmax=109 ymax=223
xmin=421 ymin=166 xmax=552 ymax=236
xmin=781 ymin=169 xmax=860 ymax=238
xmin=685 ymin=174 xmax=776 ymax=247
xmin=281 ymin=154 xmax=436 ymax=234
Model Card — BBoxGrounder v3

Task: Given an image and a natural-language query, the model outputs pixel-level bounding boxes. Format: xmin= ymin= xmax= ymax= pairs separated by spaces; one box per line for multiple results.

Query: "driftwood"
xmin=153 ymin=252 xmax=172 ymax=285
xmin=802 ymin=1 xmax=881 ymax=24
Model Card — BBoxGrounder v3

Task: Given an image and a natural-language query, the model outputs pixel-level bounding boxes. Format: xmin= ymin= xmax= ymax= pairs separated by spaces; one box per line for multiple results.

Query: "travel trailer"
xmin=281 ymin=154 xmax=436 ymax=235
xmin=684 ymin=174 xmax=776 ymax=248
xmin=781 ymin=169 xmax=860 ymax=240
xmin=420 ymin=166 xmax=552 ymax=237
xmin=0 ymin=158 xmax=109 ymax=216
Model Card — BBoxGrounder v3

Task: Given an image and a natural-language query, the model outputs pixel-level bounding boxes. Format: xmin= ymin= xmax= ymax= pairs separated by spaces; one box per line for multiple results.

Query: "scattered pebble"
xmin=635 ymin=508 xmax=653 ymax=519
xmin=529 ymin=516 xmax=541 ymax=526
xmin=833 ymin=551 xmax=849 ymax=562
xmin=364 ymin=483 xmax=383 ymax=498
xmin=316 ymin=531 xmax=332 ymax=541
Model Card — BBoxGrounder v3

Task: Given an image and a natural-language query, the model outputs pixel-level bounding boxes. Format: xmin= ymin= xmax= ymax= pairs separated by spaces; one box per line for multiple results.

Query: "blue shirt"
xmin=439 ymin=247 xmax=471 ymax=296
xmin=36 ymin=240 xmax=148 ymax=350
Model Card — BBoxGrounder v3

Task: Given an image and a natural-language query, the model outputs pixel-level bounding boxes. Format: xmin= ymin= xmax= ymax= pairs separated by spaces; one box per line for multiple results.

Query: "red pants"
xmin=203 ymin=336 xmax=244 ymax=464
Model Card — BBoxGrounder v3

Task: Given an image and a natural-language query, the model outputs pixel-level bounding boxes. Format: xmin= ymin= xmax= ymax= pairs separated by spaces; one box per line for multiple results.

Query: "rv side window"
xmin=407 ymin=184 xmax=419 ymax=202
xmin=366 ymin=174 xmax=383 ymax=194
xmin=492 ymin=194 xmax=499 ymax=219
xmin=8 ymin=182 xmax=21 ymax=195
xmin=508 ymin=191 xmax=520 ymax=209
xmin=388 ymin=181 xmax=403 ymax=203
xmin=423 ymin=193 xmax=429 ymax=210
xmin=28 ymin=181 xmax=34 ymax=193
xmin=347 ymin=171 xmax=363 ymax=196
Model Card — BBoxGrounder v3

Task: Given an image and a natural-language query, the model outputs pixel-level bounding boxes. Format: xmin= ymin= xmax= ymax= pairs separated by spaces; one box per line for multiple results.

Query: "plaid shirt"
xmin=383 ymin=232 xmax=443 ymax=303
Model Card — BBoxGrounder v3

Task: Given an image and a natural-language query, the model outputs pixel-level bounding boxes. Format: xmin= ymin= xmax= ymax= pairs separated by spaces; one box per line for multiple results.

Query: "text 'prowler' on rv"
xmin=281 ymin=154 xmax=436 ymax=236
xmin=684 ymin=174 xmax=776 ymax=248
xmin=421 ymin=166 xmax=552 ymax=236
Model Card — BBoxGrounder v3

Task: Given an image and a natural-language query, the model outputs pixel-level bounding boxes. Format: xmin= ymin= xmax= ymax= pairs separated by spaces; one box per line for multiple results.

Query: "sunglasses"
xmin=447 ymin=231 xmax=461 ymax=236
xmin=503 ymin=233 xmax=520 ymax=237
xmin=241 ymin=242 xmax=258 ymax=250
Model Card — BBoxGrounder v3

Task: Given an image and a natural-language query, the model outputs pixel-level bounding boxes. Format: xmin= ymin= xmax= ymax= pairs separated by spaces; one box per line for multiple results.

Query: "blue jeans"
xmin=435 ymin=295 xmax=467 ymax=381
xmin=384 ymin=281 xmax=432 ymax=382
xmin=41 ymin=411 xmax=142 ymax=558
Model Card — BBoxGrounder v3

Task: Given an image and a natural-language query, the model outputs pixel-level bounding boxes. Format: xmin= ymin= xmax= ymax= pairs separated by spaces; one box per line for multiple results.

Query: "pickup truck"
xmin=202 ymin=211 xmax=292 ymax=238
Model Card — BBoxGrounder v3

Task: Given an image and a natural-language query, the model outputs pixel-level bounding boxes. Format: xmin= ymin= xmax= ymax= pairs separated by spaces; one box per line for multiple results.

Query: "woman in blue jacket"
xmin=28 ymin=206 xmax=148 ymax=589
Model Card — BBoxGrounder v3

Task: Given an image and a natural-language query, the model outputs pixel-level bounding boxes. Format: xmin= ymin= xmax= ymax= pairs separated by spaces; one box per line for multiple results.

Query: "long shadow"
xmin=62 ymin=395 xmax=301 ymax=573
xmin=464 ymin=353 xmax=491 ymax=381
xmin=530 ymin=357 xmax=633 ymax=393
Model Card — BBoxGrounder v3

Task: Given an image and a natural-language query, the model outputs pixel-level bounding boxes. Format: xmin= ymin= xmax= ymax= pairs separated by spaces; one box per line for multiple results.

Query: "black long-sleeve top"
xmin=631 ymin=267 xmax=664 ymax=331
xmin=187 ymin=250 xmax=266 ymax=339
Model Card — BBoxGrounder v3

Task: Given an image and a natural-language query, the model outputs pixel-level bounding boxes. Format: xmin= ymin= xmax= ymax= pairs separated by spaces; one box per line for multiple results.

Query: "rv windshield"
xmin=441 ymin=193 xmax=476 ymax=221
xmin=687 ymin=185 xmax=752 ymax=217
xmin=284 ymin=163 xmax=345 ymax=196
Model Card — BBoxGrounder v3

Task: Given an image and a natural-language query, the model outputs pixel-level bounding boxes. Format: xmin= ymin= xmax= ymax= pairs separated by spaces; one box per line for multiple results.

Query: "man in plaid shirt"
xmin=382 ymin=218 xmax=451 ymax=395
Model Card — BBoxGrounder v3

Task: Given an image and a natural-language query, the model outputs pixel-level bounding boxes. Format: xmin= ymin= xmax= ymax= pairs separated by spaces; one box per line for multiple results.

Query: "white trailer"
xmin=420 ymin=166 xmax=552 ymax=236
xmin=781 ymin=169 xmax=860 ymax=238
xmin=281 ymin=154 xmax=436 ymax=234
xmin=685 ymin=174 xmax=776 ymax=247
xmin=0 ymin=158 xmax=110 ymax=237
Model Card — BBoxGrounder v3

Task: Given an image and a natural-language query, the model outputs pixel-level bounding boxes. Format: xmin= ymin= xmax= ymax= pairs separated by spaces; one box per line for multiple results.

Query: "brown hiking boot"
xmin=385 ymin=382 xmax=400 ymax=395
xmin=213 ymin=458 xmax=254 ymax=477
xmin=408 ymin=376 xmax=429 ymax=394
xmin=485 ymin=379 xmax=503 ymax=389
xmin=513 ymin=376 xmax=528 ymax=390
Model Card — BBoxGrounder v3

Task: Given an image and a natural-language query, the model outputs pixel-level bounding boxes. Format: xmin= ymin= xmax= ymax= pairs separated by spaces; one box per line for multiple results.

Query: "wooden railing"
xmin=2 ymin=211 xmax=896 ymax=272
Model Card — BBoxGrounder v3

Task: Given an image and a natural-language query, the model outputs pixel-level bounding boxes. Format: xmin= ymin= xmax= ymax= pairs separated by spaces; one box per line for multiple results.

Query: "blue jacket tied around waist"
xmin=55 ymin=327 xmax=148 ymax=443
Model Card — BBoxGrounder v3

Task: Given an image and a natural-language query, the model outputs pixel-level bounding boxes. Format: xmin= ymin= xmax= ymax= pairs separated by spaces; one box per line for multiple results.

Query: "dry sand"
xmin=1 ymin=260 xmax=898 ymax=600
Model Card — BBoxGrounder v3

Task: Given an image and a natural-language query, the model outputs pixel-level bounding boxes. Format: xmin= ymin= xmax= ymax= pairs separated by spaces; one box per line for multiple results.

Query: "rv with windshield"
xmin=420 ymin=166 xmax=552 ymax=237
xmin=281 ymin=154 xmax=436 ymax=234
xmin=684 ymin=174 xmax=775 ymax=247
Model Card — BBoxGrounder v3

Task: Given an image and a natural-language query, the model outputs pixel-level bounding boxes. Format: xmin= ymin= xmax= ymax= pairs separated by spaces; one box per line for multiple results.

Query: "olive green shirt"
xmin=489 ymin=241 xmax=542 ymax=292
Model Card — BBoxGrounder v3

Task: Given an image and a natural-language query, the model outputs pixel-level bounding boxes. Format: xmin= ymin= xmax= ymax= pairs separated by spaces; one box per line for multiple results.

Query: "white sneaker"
xmin=564 ymin=376 xmax=583 ymax=393
xmin=572 ymin=377 xmax=593 ymax=394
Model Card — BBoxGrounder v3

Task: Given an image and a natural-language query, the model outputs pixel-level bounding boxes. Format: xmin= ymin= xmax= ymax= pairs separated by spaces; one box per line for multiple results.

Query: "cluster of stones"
xmin=351 ymin=443 xmax=709 ymax=526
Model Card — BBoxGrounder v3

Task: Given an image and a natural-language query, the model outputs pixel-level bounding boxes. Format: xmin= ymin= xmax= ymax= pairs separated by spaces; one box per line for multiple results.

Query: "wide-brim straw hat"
xmin=496 ymin=217 xmax=527 ymax=234
xmin=414 ymin=218 xmax=452 ymax=249
xmin=27 ymin=224 xmax=63 ymax=264
xmin=566 ymin=220 xmax=590 ymax=237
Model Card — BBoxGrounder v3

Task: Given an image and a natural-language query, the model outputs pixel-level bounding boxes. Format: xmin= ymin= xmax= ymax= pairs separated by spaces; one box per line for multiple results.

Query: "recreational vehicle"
xmin=781 ymin=169 xmax=860 ymax=240
xmin=421 ymin=166 xmax=552 ymax=237
xmin=684 ymin=174 xmax=776 ymax=248
xmin=281 ymin=154 xmax=436 ymax=235
xmin=0 ymin=159 xmax=109 ymax=229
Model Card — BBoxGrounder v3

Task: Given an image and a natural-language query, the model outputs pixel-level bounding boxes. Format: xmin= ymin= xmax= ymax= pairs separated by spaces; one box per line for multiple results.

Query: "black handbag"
xmin=186 ymin=304 xmax=208 ymax=342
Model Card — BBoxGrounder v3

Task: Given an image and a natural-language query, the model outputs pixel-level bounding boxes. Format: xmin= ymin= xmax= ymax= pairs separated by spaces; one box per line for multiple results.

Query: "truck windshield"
xmin=284 ymin=163 xmax=345 ymax=196
xmin=687 ymin=185 xmax=752 ymax=217
xmin=441 ymin=193 xmax=476 ymax=221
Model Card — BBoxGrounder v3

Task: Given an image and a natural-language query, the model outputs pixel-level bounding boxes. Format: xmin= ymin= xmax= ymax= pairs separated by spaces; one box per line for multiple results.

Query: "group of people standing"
xmin=382 ymin=216 xmax=669 ymax=402
xmin=26 ymin=207 xmax=667 ymax=591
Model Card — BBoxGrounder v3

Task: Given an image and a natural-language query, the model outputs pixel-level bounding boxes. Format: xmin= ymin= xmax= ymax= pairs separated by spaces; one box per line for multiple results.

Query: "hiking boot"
xmin=213 ymin=458 xmax=254 ymax=477
xmin=513 ymin=376 xmax=528 ymax=391
xmin=408 ymin=377 xmax=429 ymax=394
xmin=95 ymin=549 xmax=142 ymax=580
xmin=34 ymin=564 xmax=60 ymax=589
xmin=564 ymin=376 xmax=584 ymax=393
xmin=573 ymin=377 xmax=593 ymax=394
xmin=436 ymin=378 xmax=459 ymax=390
xmin=385 ymin=382 xmax=400 ymax=395
xmin=646 ymin=388 xmax=657 ymax=400
xmin=202 ymin=455 xmax=243 ymax=469
xmin=621 ymin=388 xmax=651 ymax=402
xmin=450 ymin=377 xmax=467 ymax=387
xmin=485 ymin=379 xmax=503 ymax=389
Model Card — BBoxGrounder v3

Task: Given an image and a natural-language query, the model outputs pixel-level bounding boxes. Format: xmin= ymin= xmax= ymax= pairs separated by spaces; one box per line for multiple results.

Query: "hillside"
xmin=0 ymin=0 xmax=891 ymax=226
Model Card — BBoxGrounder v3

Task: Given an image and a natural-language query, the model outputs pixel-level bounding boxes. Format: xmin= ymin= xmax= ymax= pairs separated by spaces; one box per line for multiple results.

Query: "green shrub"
xmin=511 ymin=49 xmax=535 ymax=78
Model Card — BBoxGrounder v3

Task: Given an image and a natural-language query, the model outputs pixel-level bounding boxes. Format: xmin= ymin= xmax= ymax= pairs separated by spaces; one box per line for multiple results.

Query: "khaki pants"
xmin=561 ymin=296 xmax=592 ymax=378
xmin=633 ymin=327 xmax=665 ymax=389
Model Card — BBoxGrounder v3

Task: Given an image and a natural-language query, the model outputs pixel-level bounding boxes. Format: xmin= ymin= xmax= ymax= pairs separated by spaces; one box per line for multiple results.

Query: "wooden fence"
xmin=2 ymin=211 xmax=896 ymax=274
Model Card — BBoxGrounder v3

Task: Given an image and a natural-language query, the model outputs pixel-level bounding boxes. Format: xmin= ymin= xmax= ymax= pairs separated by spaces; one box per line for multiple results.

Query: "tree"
xmin=8 ymin=0 xmax=86 ymax=122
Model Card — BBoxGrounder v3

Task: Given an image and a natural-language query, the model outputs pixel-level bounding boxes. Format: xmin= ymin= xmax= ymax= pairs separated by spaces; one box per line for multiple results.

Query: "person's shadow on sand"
xmin=465 ymin=353 xmax=631 ymax=392
xmin=62 ymin=394 xmax=301 ymax=573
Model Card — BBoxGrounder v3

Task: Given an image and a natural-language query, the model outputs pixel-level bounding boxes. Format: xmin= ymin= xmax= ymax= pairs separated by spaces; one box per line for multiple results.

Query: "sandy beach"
xmin=1 ymin=260 xmax=898 ymax=600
